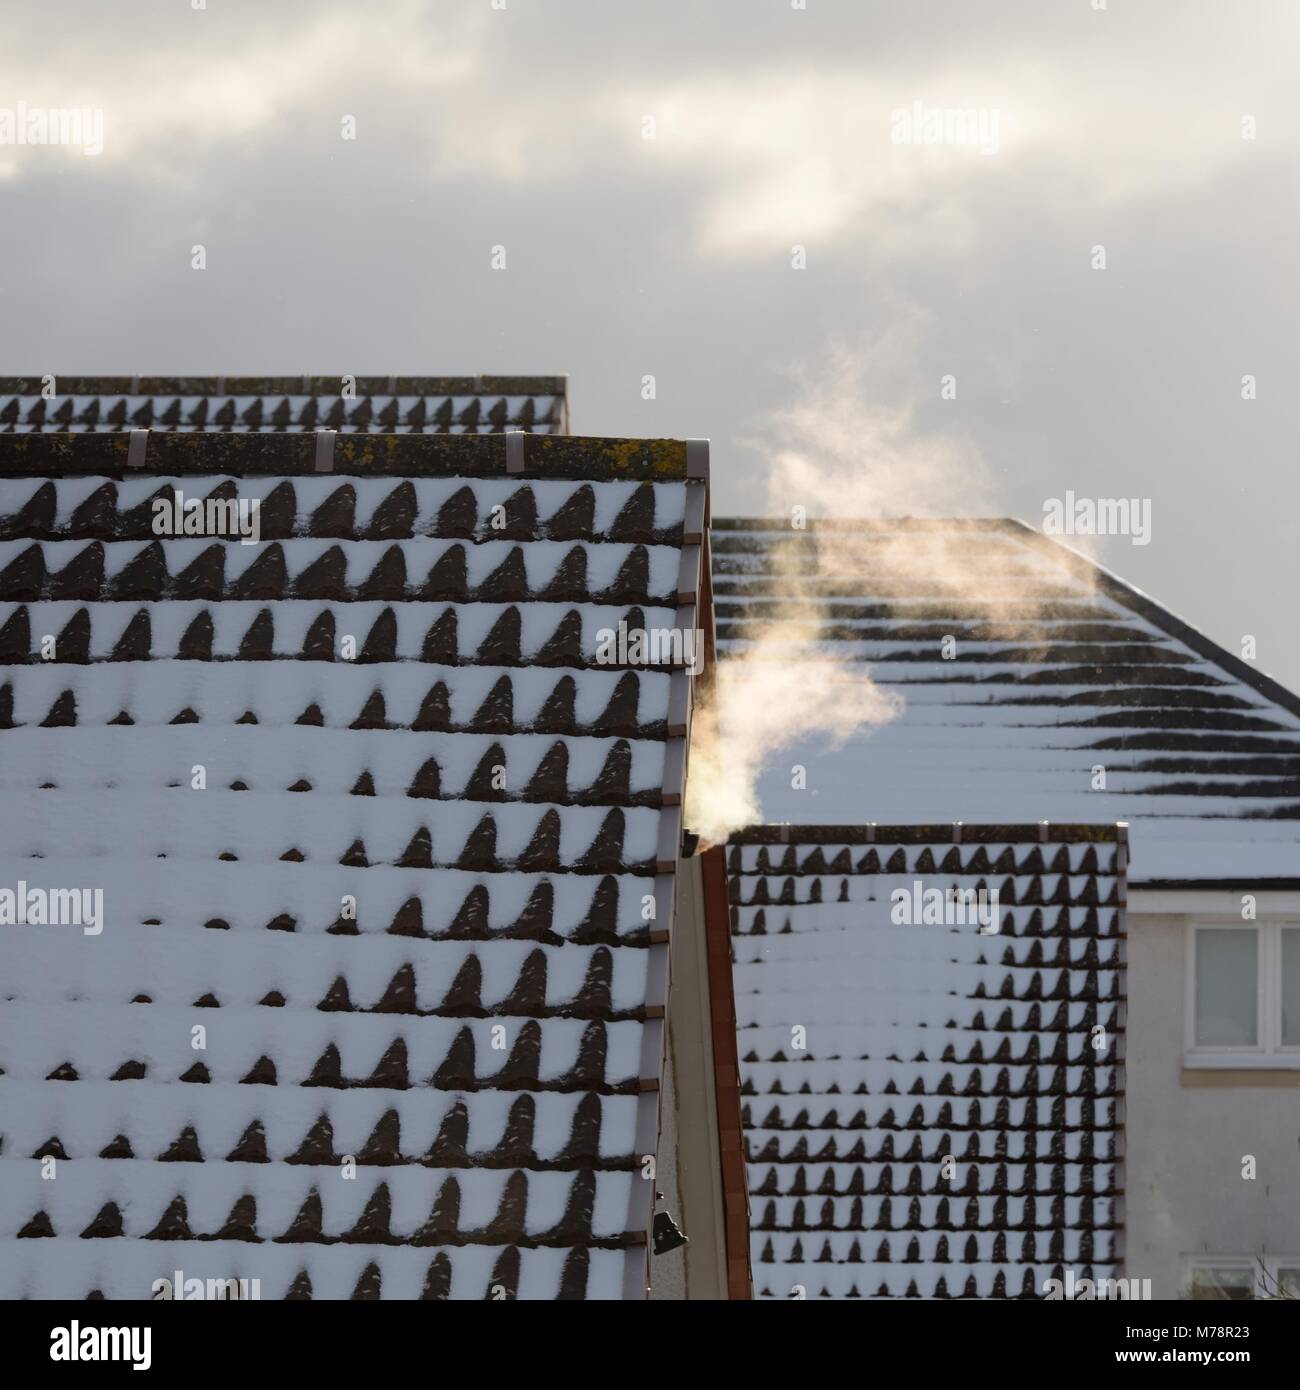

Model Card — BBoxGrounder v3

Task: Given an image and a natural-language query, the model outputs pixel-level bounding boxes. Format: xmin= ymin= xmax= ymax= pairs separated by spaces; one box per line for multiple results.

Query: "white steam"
xmin=685 ymin=325 xmax=998 ymax=842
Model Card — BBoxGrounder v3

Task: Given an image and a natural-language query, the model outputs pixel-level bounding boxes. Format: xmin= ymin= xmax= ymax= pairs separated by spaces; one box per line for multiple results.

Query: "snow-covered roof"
xmin=714 ymin=519 xmax=1300 ymax=887
xmin=0 ymin=428 xmax=708 ymax=1300
xmin=728 ymin=823 xmax=1126 ymax=1300
xmin=0 ymin=376 xmax=569 ymax=436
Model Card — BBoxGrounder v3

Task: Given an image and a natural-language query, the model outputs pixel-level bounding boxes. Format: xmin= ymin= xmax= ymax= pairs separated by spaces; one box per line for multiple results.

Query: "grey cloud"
xmin=1 ymin=0 xmax=1296 ymax=688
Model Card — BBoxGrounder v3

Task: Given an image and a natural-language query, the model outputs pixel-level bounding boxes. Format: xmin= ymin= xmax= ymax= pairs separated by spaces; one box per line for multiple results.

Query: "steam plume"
xmin=686 ymin=325 xmax=1027 ymax=841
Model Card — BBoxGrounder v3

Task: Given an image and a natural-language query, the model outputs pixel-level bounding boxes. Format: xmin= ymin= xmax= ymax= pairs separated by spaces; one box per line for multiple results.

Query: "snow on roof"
xmin=713 ymin=519 xmax=1300 ymax=887
xmin=727 ymin=823 xmax=1126 ymax=1300
xmin=0 ymin=426 xmax=708 ymax=1300
xmin=0 ymin=376 xmax=569 ymax=437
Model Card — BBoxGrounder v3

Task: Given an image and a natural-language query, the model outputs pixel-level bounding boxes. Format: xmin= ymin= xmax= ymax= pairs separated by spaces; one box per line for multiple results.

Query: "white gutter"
xmin=1128 ymin=889 xmax=1300 ymax=915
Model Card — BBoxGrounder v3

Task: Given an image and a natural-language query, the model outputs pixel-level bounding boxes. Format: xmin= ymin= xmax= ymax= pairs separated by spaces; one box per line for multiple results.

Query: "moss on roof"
xmin=0 ymin=430 xmax=689 ymax=482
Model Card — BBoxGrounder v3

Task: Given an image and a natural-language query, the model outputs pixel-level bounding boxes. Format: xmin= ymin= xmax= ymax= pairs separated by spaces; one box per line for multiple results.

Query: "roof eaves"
xmin=1132 ymin=877 xmax=1300 ymax=891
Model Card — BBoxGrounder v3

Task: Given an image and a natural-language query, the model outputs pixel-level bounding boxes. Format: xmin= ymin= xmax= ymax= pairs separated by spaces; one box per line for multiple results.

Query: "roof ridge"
xmin=727 ymin=822 xmax=1126 ymax=845
xmin=0 ymin=375 xmax=568 ymax=396
xmin=0 ymin=431 xmax=694 ymax=482
xmin=711 ymin=515 xmax=1019 ymax=531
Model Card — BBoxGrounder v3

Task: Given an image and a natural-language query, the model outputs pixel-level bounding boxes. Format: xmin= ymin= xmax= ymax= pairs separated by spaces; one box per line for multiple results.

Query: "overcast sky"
xmin=3 ymin=0 xmax=1297 ymax=690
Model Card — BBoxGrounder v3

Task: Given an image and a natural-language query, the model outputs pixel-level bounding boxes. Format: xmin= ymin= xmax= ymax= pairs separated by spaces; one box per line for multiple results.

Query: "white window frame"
xmin=1184 ymin=918 xmax=1300 ymax=1068
xmin=1184 ymin=1255 xmax=1300 ymax=1300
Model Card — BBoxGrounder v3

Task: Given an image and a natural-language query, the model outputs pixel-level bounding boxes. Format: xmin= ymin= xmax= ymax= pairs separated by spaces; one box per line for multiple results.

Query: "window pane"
xmin=1195 ymin=929 xmax=1257 ymax=1047
xmin=1282 ymin=930 xmax=1300 ymax=1046
xmin=1190 ymin=1267 xmax=1254 ymax=1300
xmin=1277 ymin=1267 xmax=1300 ymax=1299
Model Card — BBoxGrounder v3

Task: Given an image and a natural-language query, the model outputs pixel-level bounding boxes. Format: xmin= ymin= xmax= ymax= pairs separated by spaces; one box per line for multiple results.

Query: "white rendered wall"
xmin=1124 ymin=910 xmax=1300 ymax=1298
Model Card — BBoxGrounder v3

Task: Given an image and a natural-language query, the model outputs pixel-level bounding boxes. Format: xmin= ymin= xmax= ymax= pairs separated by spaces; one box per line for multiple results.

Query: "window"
xmin=1187 ymin=921 xmax=1300 ymax=1066
xmin=1282 ymin=929 xmax=1300 ymax=1046
xmin=1186 ymin=1257 xmax=1300 ymax=1300
xmin=1194 ymin=929 xmax=1256 ymax=1046
xmin=1189 ymin=1264 xmax=1253 ymax=1300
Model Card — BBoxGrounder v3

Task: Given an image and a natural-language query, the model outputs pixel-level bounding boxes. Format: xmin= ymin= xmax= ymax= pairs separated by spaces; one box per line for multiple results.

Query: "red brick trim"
xmin=700 ymin=844 xmax=752 ymax=1299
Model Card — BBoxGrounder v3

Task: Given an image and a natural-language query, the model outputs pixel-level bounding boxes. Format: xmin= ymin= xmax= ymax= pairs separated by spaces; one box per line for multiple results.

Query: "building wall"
xmin=649 ymin=1033 xmax=687 ymax=1300
xmin=649 ymin=855 xmax=730 ymax=1299
xmin=1124 ymin=910 xmax=1300 ymax=1298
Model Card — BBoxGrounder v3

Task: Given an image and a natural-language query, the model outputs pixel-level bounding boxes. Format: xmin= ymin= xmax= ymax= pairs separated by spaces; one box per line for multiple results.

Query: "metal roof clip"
xmin=314 ymin=429 xmax=337 ymax=473
xmin=126 ymin=428 xmax=149 ymax=469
